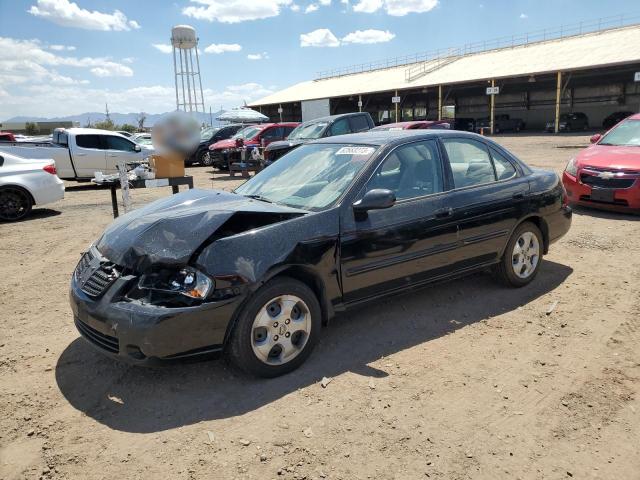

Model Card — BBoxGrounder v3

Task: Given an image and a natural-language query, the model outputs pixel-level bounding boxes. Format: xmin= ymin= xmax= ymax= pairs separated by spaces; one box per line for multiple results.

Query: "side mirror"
xmin=134 ymin=144 xmax=142 ymax=152
xmin=353 ymin=189 xmax=396 ymax=213
xmin=590 ymin=134 xmax=602 ymax=144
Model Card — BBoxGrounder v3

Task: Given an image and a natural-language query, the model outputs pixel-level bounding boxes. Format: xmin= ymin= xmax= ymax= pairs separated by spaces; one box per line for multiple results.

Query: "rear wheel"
xmin=0 ymin=187 xmax=32 ymax=222
xmin=493 ymin=222 xmax=543 ymax=287
xmin=228 ymin=277 xmax=321 ymax=377
xmin=200 ymin=150 xmax=214 ymax=167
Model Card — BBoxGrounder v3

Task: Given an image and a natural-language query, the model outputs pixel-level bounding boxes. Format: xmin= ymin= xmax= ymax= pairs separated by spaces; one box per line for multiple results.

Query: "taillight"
xmin=43 ymin=163 xmax=57 ymax=175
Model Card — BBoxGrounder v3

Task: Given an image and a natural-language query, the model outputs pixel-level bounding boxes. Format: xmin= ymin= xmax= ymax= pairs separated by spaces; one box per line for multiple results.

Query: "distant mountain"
xmin=3 ymin=111 xmax=225 ymax=127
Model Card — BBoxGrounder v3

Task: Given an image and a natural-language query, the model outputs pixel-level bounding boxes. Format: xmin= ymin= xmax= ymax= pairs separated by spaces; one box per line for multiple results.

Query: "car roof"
xmin=310 ymin=129 xmax=483 ymax=147
xmin=301 ymin=112 xmax=367 ymax=125
xmin=61 ymin=127 xmax=130 ymax=136
xmin=628 ymin=113 xmax=640 ymax=120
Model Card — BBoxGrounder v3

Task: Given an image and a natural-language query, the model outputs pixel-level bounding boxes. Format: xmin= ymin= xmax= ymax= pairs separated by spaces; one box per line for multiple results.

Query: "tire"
xmin=200 ymin=150 xmax=214 ymax=167
xmin=0 ymin=186 xmax=32 ymax=222
xmin=227 ymin=277 xmax=322 ymax=377
xmin=492 ymin=222 xmax=543 ymax=288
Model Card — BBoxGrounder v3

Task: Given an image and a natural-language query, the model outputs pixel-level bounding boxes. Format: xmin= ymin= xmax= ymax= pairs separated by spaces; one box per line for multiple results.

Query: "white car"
xmin=0 ymin=151 xmax=65 ymax=222
xmin=0 ymin=128 xmax=154 ymax=180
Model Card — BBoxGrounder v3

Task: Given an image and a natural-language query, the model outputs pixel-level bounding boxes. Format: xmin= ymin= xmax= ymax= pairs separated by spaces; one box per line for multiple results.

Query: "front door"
xmin=104 ymin=135 xmax=143 ymax=172
xmin=340 ymin=139 xmax=458 ymax=305
xmin=73 ymin=134 xmax=106 ymax=177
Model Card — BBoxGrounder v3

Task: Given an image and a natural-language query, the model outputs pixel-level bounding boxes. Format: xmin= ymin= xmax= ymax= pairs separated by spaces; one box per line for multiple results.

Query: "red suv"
xmin=208 ymin=123 xmax=299 ymax=169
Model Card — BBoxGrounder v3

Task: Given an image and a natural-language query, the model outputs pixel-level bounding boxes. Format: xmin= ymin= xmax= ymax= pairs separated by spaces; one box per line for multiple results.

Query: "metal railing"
xmin=314 ymin=13 xmax=640 ymax=81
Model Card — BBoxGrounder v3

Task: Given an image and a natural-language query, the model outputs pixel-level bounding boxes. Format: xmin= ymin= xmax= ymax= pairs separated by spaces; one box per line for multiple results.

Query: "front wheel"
xmin=227 ymin=277 xmax=322 ymax=377
xmin=493 ymin=222 xmax=543 ymax=287
xmin=0 ymin=187 xmax=32 ymax=222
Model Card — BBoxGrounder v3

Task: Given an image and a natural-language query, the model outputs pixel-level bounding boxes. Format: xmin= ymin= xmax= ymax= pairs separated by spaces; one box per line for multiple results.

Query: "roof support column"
xmin=358 ymin=94 xmax=362 ymax=113
xmin=490 ymin=79 xmax=495 ymax=135
xmin=438 ymin=85 xmax=442 ymax=121
xmin=554 ymin=71 xmax=562 ymax=134
xmin=395 ymin=90 xmax=399 ymax=122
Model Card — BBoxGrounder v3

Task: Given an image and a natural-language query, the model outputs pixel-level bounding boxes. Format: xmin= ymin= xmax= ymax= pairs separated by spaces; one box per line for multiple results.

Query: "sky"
xmin=0 ymin=0 xmax=637 ymax=120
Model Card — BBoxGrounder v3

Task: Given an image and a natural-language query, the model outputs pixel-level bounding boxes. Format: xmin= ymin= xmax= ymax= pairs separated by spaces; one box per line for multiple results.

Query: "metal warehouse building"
xmin=250 ymin=17 xmax=640 ymax=133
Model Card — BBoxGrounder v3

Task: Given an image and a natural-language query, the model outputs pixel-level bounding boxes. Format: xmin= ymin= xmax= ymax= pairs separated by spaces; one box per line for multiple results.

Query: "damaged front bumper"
xmin=69 ymin=256 xmax=246 ymax=364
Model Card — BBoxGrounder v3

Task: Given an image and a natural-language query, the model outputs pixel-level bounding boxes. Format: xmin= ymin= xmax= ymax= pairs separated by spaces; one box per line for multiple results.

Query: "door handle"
xmin=76 ymin=153 xmax=87 ymax=156
xmin=435 ymin=207 xmax=454 ymax=218
xmin=512 ymin=192 xmax=525 ymax=200
xmin=108 ymin=154 xmax=118 ymax=157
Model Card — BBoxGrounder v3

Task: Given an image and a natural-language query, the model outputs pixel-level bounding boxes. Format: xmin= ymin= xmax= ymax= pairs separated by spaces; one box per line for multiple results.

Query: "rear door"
xmin=440 ymin=137 xmax=529 ymax=268
xmin=340 ymin=139 xmax=458 ymax=304
xmin=73 ymin=134 xmax=106 ymax=177
xmin=104 ymin=135 xmax=142 ymax=172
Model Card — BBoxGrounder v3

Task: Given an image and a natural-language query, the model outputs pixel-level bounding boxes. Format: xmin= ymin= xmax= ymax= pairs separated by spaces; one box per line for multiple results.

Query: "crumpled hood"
xmin=96 ymin=189 xmax=305 ymax=271
xmin=577 ymin=144 xmax=640 ymax=170
xmin=266 ymin=139 xmax=306 ymax=151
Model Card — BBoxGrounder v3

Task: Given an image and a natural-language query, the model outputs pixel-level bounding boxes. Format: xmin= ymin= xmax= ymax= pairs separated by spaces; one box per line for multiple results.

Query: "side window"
xmin=328 ymin=118 xmax=351 ymax=136
xmin=349 ymin=115 xmax=370 ymax=133
xmin=105 ymin=136 xmax=137 ymax=151
xmin=76 ymin=134 xmax=104 ymax=149
xmin=282 ymin=126 xmax=295 ymax=137
xmin=443 ymin=138 xmax=496 ymax=188
xmin=261 ymin=127 xmax=283 ymax=140
xmin=490 ymin=147 xmax=517 ymax=180
xmin=368 ymin=140 xmax=443 ymax=201
xmin=0 ymin=155 xmax=4 ymax=167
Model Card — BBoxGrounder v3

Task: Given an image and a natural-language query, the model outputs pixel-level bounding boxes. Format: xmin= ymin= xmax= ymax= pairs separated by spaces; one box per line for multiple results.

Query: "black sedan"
xmin=70 ymin=130 xmax=571 ymax=377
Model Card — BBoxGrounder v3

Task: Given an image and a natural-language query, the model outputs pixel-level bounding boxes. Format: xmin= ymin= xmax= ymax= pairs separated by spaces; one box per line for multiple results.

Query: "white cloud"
xmin=519 ymin=13 xmax=528 ymax=19
xmin=305 ymin=4 xmax=319 ymax=13
xmin=0 ymin=36 xmax=133 ymax=91
xmin=342 ymin=29 xmax=395 ymax=44
xmin=152 ymin=43 xmax=173 ymax=54
xmin=352 ymin=0 xmax=438 ymax=15
xmin=0 ymin=82 xmax=276 ymax=119
xmin=182 ymin=0 xmax=292 ymax=23
xmin=300 ymin=28 xmax=340 ymax=47
xmin=290 ymin=3 xmax=300 ymax=10
xmin=49 ymin=44 xmax=76 ymax=51
xmin=90 ymin=65 xmax=134 ymax=77
xmin=204 ymin=43 xmax=242 ymax=54
xmin=247 ymin=52 xmax=269 ymax=60
xmin=319 ymin=0 xmax=332 ymax=4
xmin=352 ymin=0 xmax=382 ymax=12
xmin=28 ymin=0 xmax=140 ymax=31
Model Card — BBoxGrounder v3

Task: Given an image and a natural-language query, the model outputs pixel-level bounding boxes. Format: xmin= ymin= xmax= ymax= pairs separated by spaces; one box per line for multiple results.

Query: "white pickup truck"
xmin=0 ymin=128 xmax=154 ymax=180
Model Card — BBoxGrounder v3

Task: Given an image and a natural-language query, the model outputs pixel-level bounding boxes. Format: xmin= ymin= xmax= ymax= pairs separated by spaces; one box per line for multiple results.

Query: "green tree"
xmin=94 ymin=118 xmax=116 ymax=131
xmin=119 ymin=123 xmax=137 ymax=133
xmin=24 ymin=122 xmax=39 ymax=135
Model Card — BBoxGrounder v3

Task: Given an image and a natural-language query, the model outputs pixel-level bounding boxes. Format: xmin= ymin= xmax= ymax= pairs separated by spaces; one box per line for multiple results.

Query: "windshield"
xmin=287 ymin=122 xmax=328 ymax=140
xmin=136 ymin=137 xmax=153 ymax=146
xmin=599 ymin=120 xmax=640 ymax=146
xmin=235 ymin=143 xmax=378 ymax=210
xmin=233 ymin=126 xmax=261 ymax=140
xmin=200 ymin=127 xmax=220 ymax=140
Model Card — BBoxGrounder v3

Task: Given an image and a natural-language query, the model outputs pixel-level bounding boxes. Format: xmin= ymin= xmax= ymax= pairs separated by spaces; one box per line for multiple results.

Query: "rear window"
xmin=349 ymin=115 xmax=371 ymax=133
xmin=76 ymin=134 xmax=103 ymax=149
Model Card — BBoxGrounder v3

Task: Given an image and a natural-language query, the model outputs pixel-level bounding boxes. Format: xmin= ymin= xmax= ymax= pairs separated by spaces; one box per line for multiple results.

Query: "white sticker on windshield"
xmin=336 ymin=146 xmax=375 ymax=156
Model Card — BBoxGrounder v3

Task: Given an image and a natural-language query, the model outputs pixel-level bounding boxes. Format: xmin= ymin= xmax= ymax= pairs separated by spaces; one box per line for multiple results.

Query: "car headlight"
xmin=138 ymin=267 xmax=214 ymax=299
xmin=565 ymin=157 xmax=578 ymax=176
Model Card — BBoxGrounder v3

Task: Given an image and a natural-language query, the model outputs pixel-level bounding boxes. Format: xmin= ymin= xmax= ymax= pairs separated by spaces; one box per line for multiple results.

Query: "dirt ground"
xmin=1 ymin=133 xmax=639 ymax=480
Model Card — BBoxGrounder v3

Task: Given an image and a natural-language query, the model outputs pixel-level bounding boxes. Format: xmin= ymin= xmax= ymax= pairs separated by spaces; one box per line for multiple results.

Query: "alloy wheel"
xmin=511 ymin=231 xmax=540 ymax=279
xmin=251 ymin=295 xmax=312 ymax=365
xmin=0 ymin=188 xmax=31 ymax=221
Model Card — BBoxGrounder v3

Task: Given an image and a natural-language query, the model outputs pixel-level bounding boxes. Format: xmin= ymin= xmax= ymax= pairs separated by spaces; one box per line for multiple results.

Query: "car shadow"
xmin=55 ymin=261 xmax=572 ymax=433
xmin=571 ymin=205 xmax=640 ymax=221
xmin=1 ymin=208 xmax=62 ymax=223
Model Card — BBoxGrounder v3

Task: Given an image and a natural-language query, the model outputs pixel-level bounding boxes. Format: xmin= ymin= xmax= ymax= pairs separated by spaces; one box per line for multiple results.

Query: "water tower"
xmin=171 ymin=25 xmax=205 ymax=114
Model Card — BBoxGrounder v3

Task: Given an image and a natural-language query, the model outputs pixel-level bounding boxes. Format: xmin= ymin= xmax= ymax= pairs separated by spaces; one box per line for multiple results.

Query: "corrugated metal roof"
xmin=250 ymin=25 xmax=640 ymax=107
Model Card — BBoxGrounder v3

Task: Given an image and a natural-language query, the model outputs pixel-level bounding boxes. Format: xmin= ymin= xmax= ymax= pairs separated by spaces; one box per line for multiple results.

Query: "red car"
xmin=371 ymin=120 xmax=450 ymax=131
xmin=0 ymin=131 xmax=16 ymax=142
xmin=562 ymin=113 xmax=640 ymax=212
xmin=208 ymin=123 xmax=299 ymax=169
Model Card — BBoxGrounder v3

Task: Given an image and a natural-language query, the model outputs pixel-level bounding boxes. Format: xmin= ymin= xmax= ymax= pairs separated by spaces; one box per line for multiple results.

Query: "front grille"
xmin=81 ymin=264 xmax=120 ymax=298
xmin=580 ymin=173 xmax=635 ymax=189
xmin=74 ymin=250 xmax=93 ymax=280
xmin=75 ymin=319 xmax=119 ymax=354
